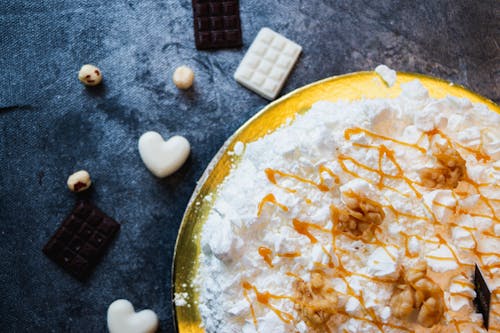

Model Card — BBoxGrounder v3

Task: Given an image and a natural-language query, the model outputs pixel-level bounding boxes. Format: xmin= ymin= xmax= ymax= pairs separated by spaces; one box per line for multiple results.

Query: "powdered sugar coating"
xmin=197 ymin=80 xmax=500 ymax=332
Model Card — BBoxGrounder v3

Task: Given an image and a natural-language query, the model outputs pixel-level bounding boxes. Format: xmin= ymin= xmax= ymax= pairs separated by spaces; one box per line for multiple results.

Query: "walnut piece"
xmin=406 ymin=261 xmax=428 ymax=287
xmin=390 ymin=261 xmax=444 ymax=327
xmin=294 ymin=272 xmax=338 ymax=327
xmin=310 ymin=272 xmax=324 ymax=290
xmin=339 ymin=192 xmax=385 ymax=237
xmin=390 ymin=285 xmax=414 ymax=318
xmin=418 ymin=296 xmax=445 ymax=328
xmin=420 ymin=143 xmax=466 ymax=189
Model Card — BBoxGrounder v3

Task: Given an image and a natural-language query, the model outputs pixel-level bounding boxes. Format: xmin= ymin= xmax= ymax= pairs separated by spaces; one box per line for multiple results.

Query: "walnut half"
xmin=390 ymin=261 xmax=445 ymax=327
xmin=406 ymin=261 xmax=428 ymax=287
xmin=418 ymin=296 xmax=445 ymax=328
xmin=390 ymin=284 xmax=415 ymax=318
xmin=294 ymin=272 xmax=338 ymax=327
xmin=338 ymin=192 xmax=385 ymax=238
xmin=420 ymin=142 xmax=466 ymax=189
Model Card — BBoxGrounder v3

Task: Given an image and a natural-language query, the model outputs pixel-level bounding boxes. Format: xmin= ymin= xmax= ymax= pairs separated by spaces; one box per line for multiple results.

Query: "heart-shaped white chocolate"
xmin=107 ymin=299 xmax=159 ymax=333
xmin=138 ymin=131 xmax=190 ymax=178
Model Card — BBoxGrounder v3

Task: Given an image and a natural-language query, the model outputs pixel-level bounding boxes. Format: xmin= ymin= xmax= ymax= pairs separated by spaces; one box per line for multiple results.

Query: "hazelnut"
xmin=67 ymin=170 xmax=92 ymax=192
xmin=172 ymin=65 xmax=194 ymax=89
xmin=78 ymin=64 xmax=102 ymax=86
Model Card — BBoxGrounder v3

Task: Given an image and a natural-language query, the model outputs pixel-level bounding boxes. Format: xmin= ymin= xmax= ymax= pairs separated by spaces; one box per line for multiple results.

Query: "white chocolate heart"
xmin=138 ymin=131 xmax=190 ymax=178
xmin=107 ymin=299 xmax=159 ymax=333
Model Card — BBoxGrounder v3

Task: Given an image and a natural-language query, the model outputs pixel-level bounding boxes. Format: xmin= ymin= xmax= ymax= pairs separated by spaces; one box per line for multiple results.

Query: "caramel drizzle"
xmin=490 ymin=290 xmax=500 ymax=331
xmin=295 ymin=212 xmax=399 ymax=276
xmin=345 ymin=127 xmax=426 ymax=153
xmin=292 ymin=218 xmax=322 ymax=244
xmin=449 ymin=291 xmax=474 ymax=298
xmin=334 ymin=262 xmax=412 ymax=332
xmin=242 ymin=285 xmax=258 ymax=330
xmin=258 ymin=246 xmax=301 ymax=267
xmin=242 ymin=281 xmax=295 ymax=329
xmin=293 ymin=209 xmax=400 ymax=285
xmin=399 ymin=232 xmax=420 ymax=258
xmin=265 ymin=165 xmax=340 ymax=193
xmin=343 ymin=127 xmax=499 ymax=280
xmin=424 ymin=234 xmax=474 ymax=268
xmin=243 ymin=271 xmax=410 ymax=333
xmin=463 ymin=177 xmax=500 ymax=224
xmin=258 ymin=247 xmax=274 ymax=268
xmin=338 ymin=151 xmax=442 ymax=227
xmin=428 ymin=128 xmax=497 ymax=223
xmin=452 ymin=279 xmax=474 ymax=288
xmin=341 ymin=130 xmax=442 ymax=221
xmin=257 ymin=193 xmax=288 ymax=217
xmin=449 ymin=318 xmax=492 ymax=333
xmin=245 ymin=125 xmax=499 ymax=331
xmin=278 ymin=252 xmax=302 ymax=258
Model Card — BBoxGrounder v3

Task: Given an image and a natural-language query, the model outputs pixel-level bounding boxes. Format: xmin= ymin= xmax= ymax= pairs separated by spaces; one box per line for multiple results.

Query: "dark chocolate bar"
xmin=43 ymin=201 xmax=120 ymax=280
xmin=474 ymin=264 xmax=491 ymax=329
xmin=192 ymin=0 xmax=242 ymax=50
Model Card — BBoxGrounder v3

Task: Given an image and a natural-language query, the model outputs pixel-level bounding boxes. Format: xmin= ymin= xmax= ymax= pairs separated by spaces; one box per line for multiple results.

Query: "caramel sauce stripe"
xmin=244 ymin=125 xmax=496 ymax=331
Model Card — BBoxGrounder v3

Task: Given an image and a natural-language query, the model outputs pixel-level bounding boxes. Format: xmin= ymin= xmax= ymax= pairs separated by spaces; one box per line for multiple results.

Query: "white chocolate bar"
xmin=234 ymin=28 xmax=302 ymax=100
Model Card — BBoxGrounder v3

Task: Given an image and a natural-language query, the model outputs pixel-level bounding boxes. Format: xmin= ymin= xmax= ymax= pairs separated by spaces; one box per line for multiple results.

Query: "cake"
xmin=196 ymin=78 xmax=500 ymax=332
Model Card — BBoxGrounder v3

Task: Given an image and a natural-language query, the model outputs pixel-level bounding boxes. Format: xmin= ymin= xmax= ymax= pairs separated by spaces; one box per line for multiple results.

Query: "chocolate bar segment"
xmin=43 ymin=201 xmax=120 ymax=280
xmin=192 ymin=0 xmax=242 ymax=50
xmin=474 ymin=264 xmax=491 ymax=329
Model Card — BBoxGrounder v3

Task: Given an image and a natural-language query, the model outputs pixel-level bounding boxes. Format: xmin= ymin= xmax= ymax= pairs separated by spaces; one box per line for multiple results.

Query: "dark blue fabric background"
xmin=0 ymin=0 xmax=498 ymax=332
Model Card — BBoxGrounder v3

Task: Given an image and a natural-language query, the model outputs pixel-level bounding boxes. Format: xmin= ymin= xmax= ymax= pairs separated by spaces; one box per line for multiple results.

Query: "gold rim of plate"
xmin=172 ymin=71 xmax=499 ymax=333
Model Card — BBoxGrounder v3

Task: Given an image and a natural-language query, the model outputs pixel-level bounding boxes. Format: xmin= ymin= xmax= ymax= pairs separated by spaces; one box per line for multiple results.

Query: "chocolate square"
xmin=212 ymin=31 xmax=225 ymax=43
xmin=65 ymin=214 xmax=81 ymax=231
xmin=78 ymin=224 xmax=94 ymax=240
xmin=223 ymin=2 xmax=237 ymax=15
xmin=89 ymin=232 xmax=106 ymax=249
xmin=223 ymin=15 xmax=238 ymax=29
xmin=43 ymin=201 xmax=120 ymax=280
xmin=58 ymin=229 xmax=73 ymax=242
xmin=60 ymin=248 xmax=76 ymax=264
xmin=197 ymin=17 xmax=210 ymax=31
xmin=80 ymin=243 xmax=99 ymax=260
xmin=71 ymin=255 xmax=89 ymax=272
xmin=97 ymin=218 xmax=119 ymax=235
xmin=225 ymin=30 xmax=240 ymax=42
xmin=68 ymin=237 xmax=85 ymax=252
xmin=192 ymin=0 xmax=242 ymax=49
xmin=211 ymin=17 xmax=224 ymax=30
xmin=44 ymin=239 xmax=64 ymax=256
xmin=86 ymin=210 xmax=102 ymax=226
xmin=198 ymin=31 xmax=211 ymax=45
xmin=209 ymin=2 xmax=222 ymax=15
xmin=195 ymin=3 xmax=209 ymax=15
